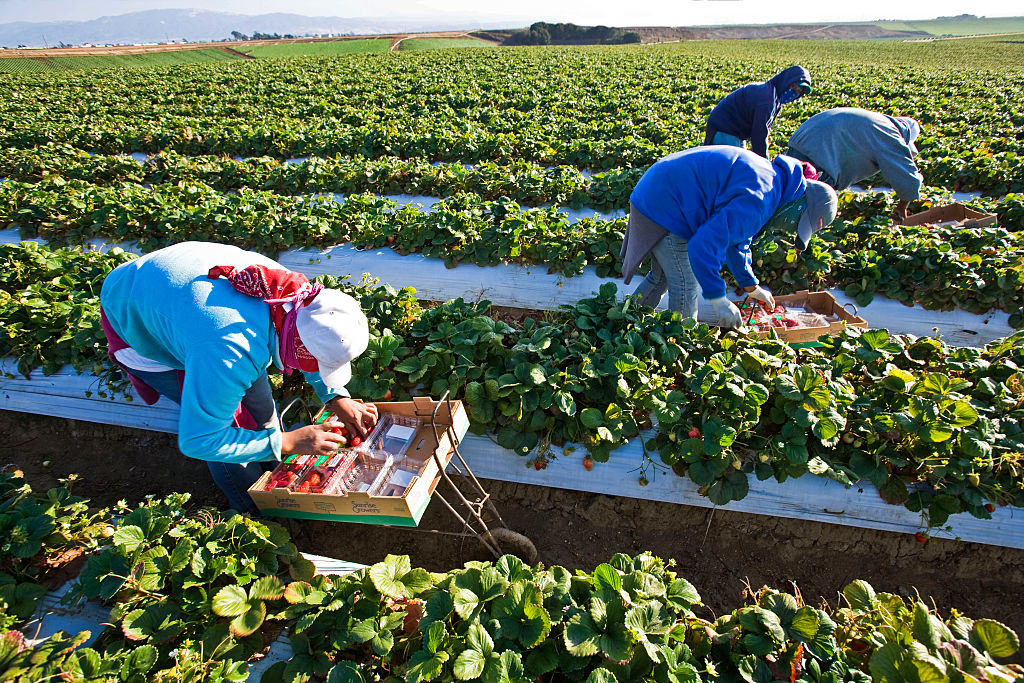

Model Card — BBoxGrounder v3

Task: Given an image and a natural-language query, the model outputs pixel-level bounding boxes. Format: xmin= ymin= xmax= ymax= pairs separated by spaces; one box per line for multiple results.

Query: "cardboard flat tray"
xmin=902 ymin=203 xmax=996 ymax=229
xmin=749 ymin=290 xmax=867 ymax=346
xmin=248 ymin=397 xmax=470 ymax=525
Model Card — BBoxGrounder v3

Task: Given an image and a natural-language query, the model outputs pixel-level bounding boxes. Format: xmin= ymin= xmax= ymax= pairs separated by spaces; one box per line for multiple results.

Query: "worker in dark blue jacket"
xmin=704 ymin=65 xmax=811 ymax=158
xmin=619 ymin=146 xmax=837 ymax=329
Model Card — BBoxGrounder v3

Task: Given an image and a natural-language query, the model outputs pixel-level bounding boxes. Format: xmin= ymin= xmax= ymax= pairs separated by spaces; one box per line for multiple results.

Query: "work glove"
xmin=710 ymin=297 xmax=743 ymax=330
xmin=746 ymin=285 xmax=775 ymax=311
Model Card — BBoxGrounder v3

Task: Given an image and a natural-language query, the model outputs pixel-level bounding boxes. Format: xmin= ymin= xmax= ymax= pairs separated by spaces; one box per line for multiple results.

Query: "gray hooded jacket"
xmin=786 ymin=107 xmax=923 ymax=201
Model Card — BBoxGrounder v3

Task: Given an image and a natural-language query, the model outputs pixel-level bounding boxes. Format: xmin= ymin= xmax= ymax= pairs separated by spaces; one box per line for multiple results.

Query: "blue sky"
xmin=0 ymin=0 xmax=1020 ymax=25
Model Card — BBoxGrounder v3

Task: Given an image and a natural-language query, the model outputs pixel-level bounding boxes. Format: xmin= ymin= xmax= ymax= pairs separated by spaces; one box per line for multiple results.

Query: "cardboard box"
xmin=748 ymin=290 xmax=867 ymax=347
xmin=902 ymin=203 xmax=997 ymax=229
xmin=248 ymin=397 xmax=470 ymax=525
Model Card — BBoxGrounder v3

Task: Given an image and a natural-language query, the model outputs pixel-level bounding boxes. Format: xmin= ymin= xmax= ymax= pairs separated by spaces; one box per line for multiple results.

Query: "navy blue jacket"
xmin=706 ymin=65 xmax=811 ymax=158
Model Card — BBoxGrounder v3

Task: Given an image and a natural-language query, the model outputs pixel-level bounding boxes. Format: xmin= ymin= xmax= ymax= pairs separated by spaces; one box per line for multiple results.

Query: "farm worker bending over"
xmin=619 ymin=146 xmax=838 ymax=330
xmin=704 ymin=65 xmax=811 ymax=158
xmin=786 ymin=107 xmax=923 ymax=221
xmin=100 ymin=241 xmax=377 ymax=515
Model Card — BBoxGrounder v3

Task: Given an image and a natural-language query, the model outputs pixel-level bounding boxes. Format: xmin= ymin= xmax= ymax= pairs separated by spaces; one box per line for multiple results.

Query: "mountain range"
xmin=0 ymin=9 xmax=514 ymax=48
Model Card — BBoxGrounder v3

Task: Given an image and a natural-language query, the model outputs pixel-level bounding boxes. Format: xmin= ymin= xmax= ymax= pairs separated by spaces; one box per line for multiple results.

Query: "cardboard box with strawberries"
xmin=248 ymin=397 xmax=470 ymax=525
xmin=740 ymin=290 xmax=868 ymax=347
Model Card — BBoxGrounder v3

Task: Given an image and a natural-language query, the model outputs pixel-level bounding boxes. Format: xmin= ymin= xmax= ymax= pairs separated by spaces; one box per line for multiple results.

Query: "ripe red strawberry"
xmin=350 ymin=436 xmax=362 ymax=448
xmin=849 ymin=638 xmax=869 ymax=652
xmin=688 ymin=427 xmax=701 ymax=439
xmin=582 ymin=457 xmax=594 ymax=471
xmin=534 ymin=460 xmax=542 ymax=471
xmin=914 ymin=531 xmax=928 ymax=543
xmin=308 ymin=473 xmax=322 ymax=486
xmin=985 ymin=503 xmax=996 ymax=513
xmin=383 ymin=390 xmax=393 ymax=400
xmin=387 ymin=236 xmax=395 ymax=244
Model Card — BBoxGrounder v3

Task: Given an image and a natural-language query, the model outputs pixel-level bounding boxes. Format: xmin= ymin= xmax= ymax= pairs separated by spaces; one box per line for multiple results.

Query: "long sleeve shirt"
xmin=100 ymin=241 xmax=347 ymax=464
xmin=787 ymin=107 xmax=923 ymax=201
xmin=629 ymin=146 xmax=806 ymax=300
xmin=706 ymin=65 xmax=811 ymax=158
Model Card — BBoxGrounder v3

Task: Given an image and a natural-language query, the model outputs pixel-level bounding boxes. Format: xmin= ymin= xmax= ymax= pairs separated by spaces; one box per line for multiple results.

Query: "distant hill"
xmin=0 ymin=9 xmax=492 ymax=48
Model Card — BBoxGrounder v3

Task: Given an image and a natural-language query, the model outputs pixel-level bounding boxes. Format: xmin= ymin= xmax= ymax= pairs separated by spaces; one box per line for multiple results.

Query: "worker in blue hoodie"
xmin=619 ymin=146 xmax=838 ymax=329
xmin=704 ymin=65 xmax=812 ymax=158
xmin=786 ymin=107 xmax=924 ymax=221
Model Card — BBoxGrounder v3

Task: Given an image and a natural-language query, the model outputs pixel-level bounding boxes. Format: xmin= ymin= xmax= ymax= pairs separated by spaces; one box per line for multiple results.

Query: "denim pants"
xmin=703 ymin=126 xmax=745 ymax=149
xmin=131 ymin=369 xmax=277 ymax=516
xmin=632 ymin=233 xmax=700 ymax=320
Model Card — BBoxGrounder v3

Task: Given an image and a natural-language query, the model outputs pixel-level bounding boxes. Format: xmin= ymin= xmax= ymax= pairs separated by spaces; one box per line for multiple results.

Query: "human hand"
xmin=710 ymin=297 xmax=743 ymax=330
xmin=892 ymin=200 xmax=909 ymax=223
xmin=328 ymin=397 xmax=378 ymax=438
xmin=281 ymin=424 xmax=344 ymax=456
xmin=745 ymin=285 xmax=775 ymax=311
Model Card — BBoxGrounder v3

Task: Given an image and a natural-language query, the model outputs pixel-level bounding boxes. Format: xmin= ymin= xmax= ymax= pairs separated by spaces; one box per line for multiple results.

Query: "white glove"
xmin=710 ymin=297 xmax=743 ymax=330
xmin=746 ymin=285 xmax=775 ymax=311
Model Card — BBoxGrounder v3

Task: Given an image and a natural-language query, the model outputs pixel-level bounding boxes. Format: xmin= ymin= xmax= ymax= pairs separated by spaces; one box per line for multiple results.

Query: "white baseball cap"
xmin=294 ymin=289 xmax=369 ymax=389
xmin=795 ymin=179 xmax=838 ymax=252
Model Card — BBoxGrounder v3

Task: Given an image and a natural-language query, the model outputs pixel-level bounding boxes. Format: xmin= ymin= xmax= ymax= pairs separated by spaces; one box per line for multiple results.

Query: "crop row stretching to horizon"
xmin=1 ymin=39 xmax=1022 ymax=190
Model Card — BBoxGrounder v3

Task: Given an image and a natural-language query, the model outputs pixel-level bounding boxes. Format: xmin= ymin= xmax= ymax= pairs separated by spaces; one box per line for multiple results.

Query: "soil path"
xmin=4 ymin=409 xmax=1021 ymax=663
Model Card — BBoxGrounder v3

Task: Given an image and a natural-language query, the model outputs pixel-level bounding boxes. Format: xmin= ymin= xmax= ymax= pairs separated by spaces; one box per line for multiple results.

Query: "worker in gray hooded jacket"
xmin=786 ymin=107 xmax=924 ymax=221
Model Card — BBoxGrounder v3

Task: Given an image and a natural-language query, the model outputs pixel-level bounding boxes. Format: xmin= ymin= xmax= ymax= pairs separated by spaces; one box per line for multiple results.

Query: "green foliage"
xmin=1 ymin=43 xmax=1022 ymax=185
xmin=4 ymin=242 xmax=1024 ymax=520
xmin=1 ymin=471 xmax=1021 ymax=683
xmin=0 ymin=49 xmax=243 ymax=74
xmin=68 ymin=493 xmax=305 ymax=671
xmin=0 ymin=468 xmax=110 ymax=629
xmin=835 ymin=580 xmax=1022 ymax=683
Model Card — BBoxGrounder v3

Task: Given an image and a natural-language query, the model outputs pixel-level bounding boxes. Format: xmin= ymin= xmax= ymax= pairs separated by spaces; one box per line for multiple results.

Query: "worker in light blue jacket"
xmin=100 ymin=241 xmax=377 ymax=514
xmin=704 ymin=65 xmax=812 ymax=158
xmin=786 ymin=107 xmax=924 ymax=220
xmin=619 ymin=146 xmax=838 ymax=329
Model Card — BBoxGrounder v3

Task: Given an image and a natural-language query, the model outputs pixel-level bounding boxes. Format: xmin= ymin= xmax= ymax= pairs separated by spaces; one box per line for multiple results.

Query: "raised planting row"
xmin=2 ymin=177 xmax=1023 ymax=324
xmin=0 ymin=144 xmax=640 ymax=213
xmin=4 ymin=144 xmax=1024 ymax=222
xmin=1 ymin=46 xmax=1023 ymax=192
xmin=2 ymin=469 xmax=1021 ymax=683
xmin=3 ymin=241 xmax=1023 ymax=523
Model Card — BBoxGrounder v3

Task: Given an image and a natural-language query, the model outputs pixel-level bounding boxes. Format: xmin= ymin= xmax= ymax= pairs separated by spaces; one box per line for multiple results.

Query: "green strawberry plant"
xmin=68 ymin=493 xmax=313 ymax=673
xmin=835 ymin=580 xmax=1022 ymax=683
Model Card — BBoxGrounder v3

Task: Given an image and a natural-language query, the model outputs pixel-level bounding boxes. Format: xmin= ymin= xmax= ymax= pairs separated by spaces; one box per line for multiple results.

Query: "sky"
xmin=0 ymin=0 xmax=1021 ymax=26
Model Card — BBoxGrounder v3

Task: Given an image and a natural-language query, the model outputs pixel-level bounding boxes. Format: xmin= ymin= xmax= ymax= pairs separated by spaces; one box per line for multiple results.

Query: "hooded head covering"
xmin=770 ymin=65 xmax=812 ymax=98
xmin=795 ymin=179 xmax=838 ymax=252
xmin=891 ymin=116 xmax=922 ymax=157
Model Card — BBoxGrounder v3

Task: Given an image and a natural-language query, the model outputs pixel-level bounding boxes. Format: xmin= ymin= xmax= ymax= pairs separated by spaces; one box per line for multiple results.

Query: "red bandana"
xmin=208 ymin=264 xmax=323 ymax=373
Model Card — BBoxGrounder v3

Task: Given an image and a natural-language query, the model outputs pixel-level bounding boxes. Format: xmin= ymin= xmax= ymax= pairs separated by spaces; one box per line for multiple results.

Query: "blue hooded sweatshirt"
xmin=706 ymin=65 xmax=811 ymax=158
xmin=629 ymin=146 xmax=806 ymax=300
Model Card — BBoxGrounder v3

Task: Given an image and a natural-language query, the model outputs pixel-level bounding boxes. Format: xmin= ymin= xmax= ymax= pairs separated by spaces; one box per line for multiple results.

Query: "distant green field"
xmin=244 ymin=39 xmax=391 ymax=57
xmin=399 ymin=38 xmax=492 ymax=50
xmin=876 ymin=16 xmax=1024 ymax=36
xmin=0 ymin=57 xmax=50 ymax=73
xmin=653 ymin=36 xmax=1024 ymax=73
xmin=0 ymin=48 xmax=242 ymax=73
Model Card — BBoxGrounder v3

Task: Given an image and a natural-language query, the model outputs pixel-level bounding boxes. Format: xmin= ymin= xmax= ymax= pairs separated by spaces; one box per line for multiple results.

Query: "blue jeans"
xmin=131 ymin=369 xmax=277 ymax=516
xmin=633 ymin=233 xmax=700 ymax=320
xmin=712 ymin=131 xmax=745 ymax=147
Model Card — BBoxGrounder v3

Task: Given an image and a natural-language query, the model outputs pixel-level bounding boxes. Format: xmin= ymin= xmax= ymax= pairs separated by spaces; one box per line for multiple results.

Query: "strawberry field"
xmin=2 ymin=37 xmax=1024 ymax=681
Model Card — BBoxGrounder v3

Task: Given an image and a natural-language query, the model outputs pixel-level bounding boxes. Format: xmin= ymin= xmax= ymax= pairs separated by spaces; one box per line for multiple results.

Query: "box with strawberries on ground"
xmin=248 ymin=397 xmax=470 ymax=525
